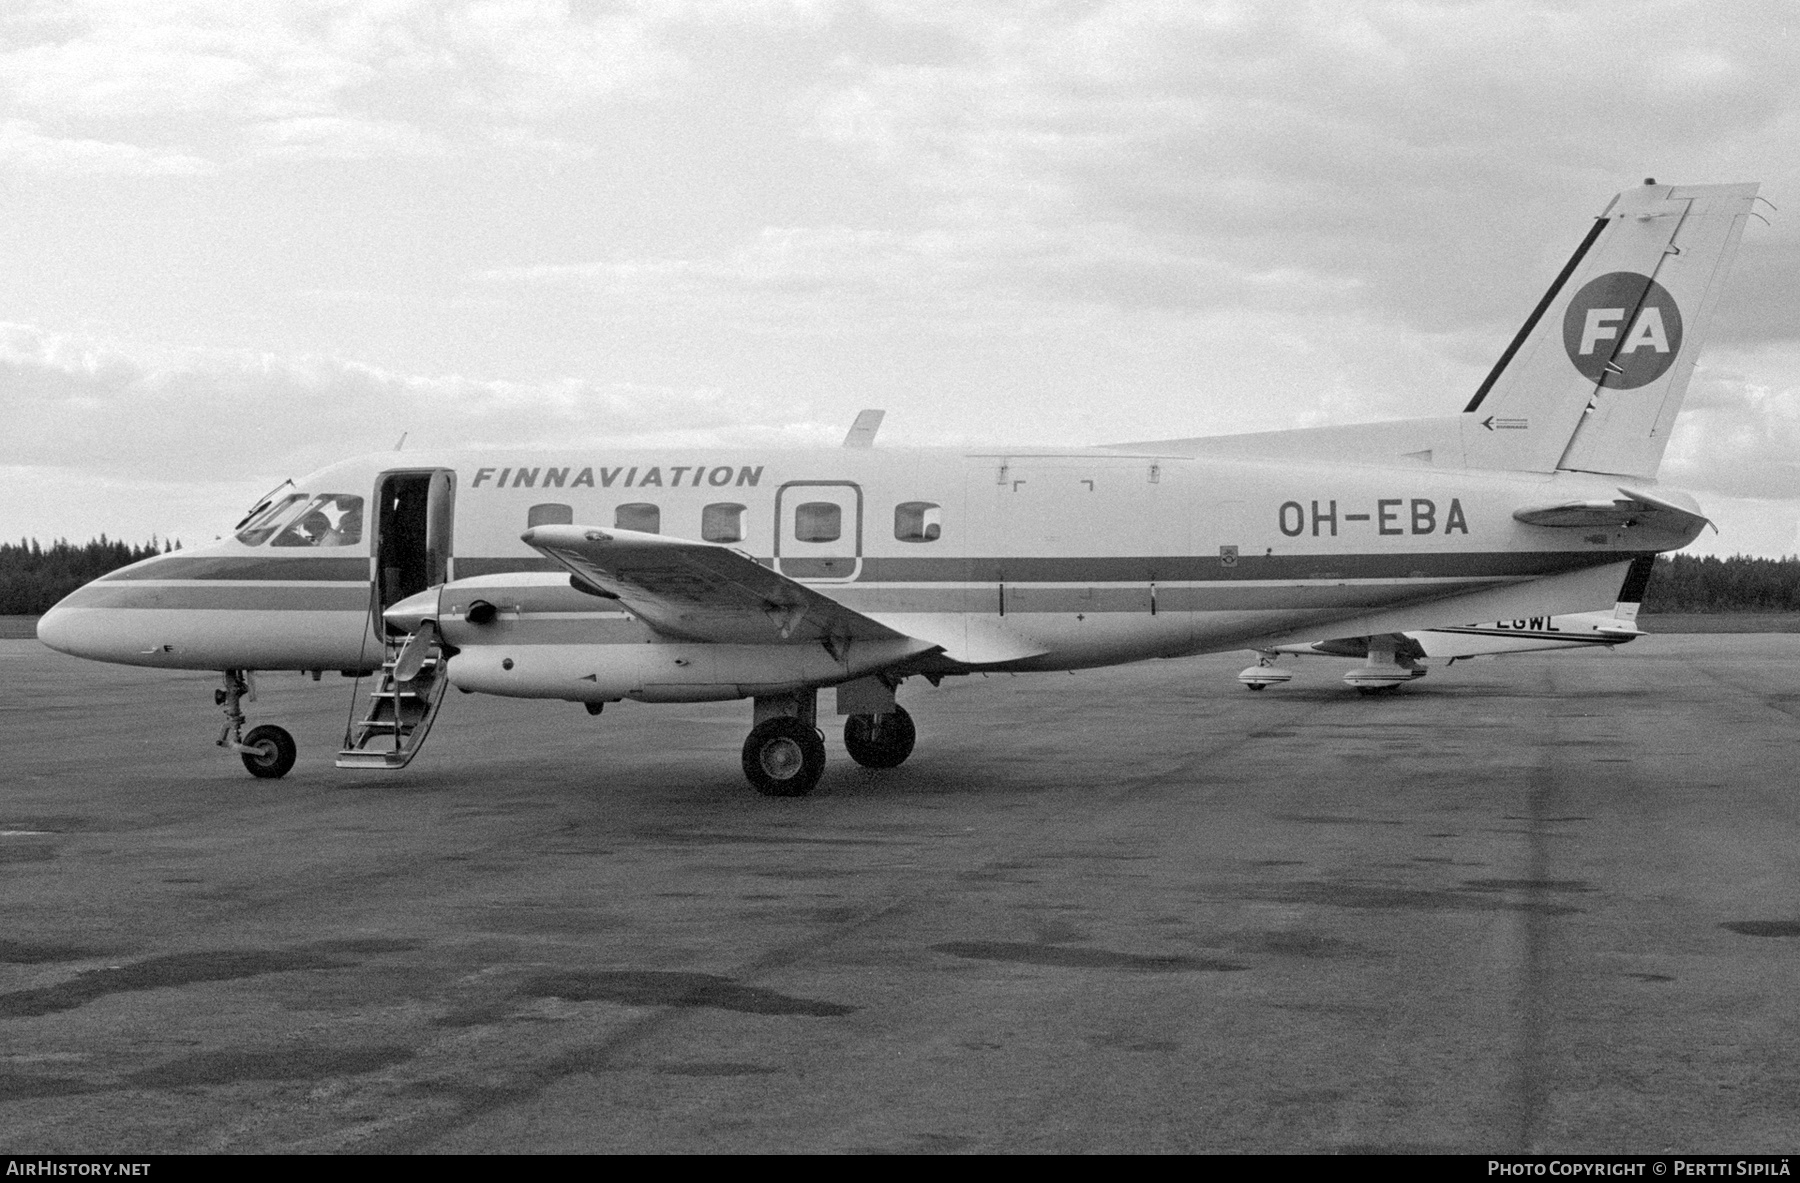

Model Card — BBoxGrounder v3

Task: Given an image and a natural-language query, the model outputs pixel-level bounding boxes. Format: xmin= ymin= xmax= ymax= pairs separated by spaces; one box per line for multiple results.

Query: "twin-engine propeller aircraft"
xmin=38 ymin=180 xmax=1759 ymax=796
xmin=1236 ymin=556 xmax=1656 ymax=692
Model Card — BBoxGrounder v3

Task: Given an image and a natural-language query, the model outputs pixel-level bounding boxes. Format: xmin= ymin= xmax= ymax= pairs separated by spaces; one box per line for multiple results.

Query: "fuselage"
xmin=37 ymin=443 xmax=1695 ymax=698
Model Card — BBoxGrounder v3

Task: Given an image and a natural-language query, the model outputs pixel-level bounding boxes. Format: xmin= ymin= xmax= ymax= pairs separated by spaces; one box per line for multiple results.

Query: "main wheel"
xmin=241 ymin=724 xmax=297 ymax=779
xmin=843 ymin=705 xmax=916 ymax=769
xmin=742 ymin=717 xmax=826 ymax=797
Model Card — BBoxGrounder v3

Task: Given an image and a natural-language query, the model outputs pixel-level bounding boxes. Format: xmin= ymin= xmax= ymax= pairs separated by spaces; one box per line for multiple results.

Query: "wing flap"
xmin=522 ymin=524 xmax=918 ymax=650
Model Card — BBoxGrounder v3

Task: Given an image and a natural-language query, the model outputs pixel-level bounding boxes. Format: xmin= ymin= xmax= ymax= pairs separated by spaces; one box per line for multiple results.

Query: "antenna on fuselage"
xmin=843 ymin=409 xmax=885 ymax=448
xmin=394 ymin=432 xmax=408 ymax=452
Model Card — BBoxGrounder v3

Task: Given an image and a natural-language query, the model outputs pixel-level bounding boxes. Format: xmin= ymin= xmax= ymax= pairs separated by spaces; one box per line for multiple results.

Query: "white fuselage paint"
xmin=37 ymin=444 xmax=1697 ymax=704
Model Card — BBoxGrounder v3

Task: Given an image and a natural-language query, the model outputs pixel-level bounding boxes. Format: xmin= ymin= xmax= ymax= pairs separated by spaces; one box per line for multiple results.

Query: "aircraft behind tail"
xmin=1239 ymin=557 xmax=1660 ymax=693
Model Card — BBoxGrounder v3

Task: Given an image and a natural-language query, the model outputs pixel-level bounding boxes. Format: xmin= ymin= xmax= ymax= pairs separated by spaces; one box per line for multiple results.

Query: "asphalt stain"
xmin=1627 ymin=973 xmax=1676 ymax=982
xmin=1461 ymin=878 xmax=1595 ymax=893
xmin=128 ymin=1045 xmax=414 ymax=1088
xmin=1251 ymin=883 xmax=1581 ymax=917
xmin=0 ymin=1074 xmax=104 ymax=1101
xmin=1723 ymin=920 xmax=1800 ymax=938
xmin=431 ymin=1001 xmax=514 ymax=1029
xmin=0 ymin=846 xmax=55 ymax=863
xmin=1273 ymin=815 xmax=1407 ymax=826
xmin=0 ymin=940 xmax=102 ymax=965
xmin=933 ymin=941 xmax=1249 ymax=972
xmin=520 ymin=970 xmax=856 ymax=1017
xmin=304 ymin=937 xmax=422 ymax=954
xmin=1235 ymin=931 xmax=1370 ymax=960
xmin=657 ymin=1062 xmax=781 ymax=1077
xmin=0 ymin=949 xmax=352 ymax=1018
xmin=1086 ymin=1034 xmax=1179 ymax=1052
xmin=637 ymin=828 xmax=896 ymax=848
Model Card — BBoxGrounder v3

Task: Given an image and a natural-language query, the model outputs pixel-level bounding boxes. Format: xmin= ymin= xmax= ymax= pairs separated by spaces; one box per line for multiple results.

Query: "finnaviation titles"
xmin=472 ymin=465 xmax=764 ymax=491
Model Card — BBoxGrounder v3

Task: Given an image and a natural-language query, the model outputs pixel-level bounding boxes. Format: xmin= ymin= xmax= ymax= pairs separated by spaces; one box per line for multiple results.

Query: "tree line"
xmin=0 ymin=538 xmax=179 ymax=615
xmin=1 ymin=538 xmax=1798 ymax=616
xmin=1640 ymin=553 xmax=1800 ymax=613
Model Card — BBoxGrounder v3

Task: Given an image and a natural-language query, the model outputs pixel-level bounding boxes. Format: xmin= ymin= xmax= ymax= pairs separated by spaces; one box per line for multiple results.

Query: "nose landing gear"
xmin=215 ymin=670 xmax=297 ymax=779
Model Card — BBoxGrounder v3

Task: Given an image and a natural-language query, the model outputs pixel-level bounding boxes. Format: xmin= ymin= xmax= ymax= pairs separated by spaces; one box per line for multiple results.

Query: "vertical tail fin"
xmin=1612 ymin=555 xmax=1657 ymax=625
xmin=1462 ymin=181 xmax=1759 ymax=477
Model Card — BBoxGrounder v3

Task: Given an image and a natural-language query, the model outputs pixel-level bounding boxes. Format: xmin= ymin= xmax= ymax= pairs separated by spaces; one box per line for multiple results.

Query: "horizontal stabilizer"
xmin=1512 ymin=486 xmax=1712 ymax=533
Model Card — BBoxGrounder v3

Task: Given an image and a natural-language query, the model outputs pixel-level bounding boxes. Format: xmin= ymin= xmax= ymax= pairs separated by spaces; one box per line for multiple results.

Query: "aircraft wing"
xmin=521 ymin=524 xmax=920 ymax=651
xmin=1512 ymin=486 xmax=1713 ymax=532
xmin=1275 ymin=633 xmax=1423 ymax=661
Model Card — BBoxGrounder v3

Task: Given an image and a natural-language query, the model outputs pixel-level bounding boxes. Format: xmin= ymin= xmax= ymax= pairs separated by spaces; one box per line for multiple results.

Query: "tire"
xmin=241 ymin=724 xmax=297 ymax=780
xmin=742 ymin=717 xmax=826 ymax=797
xmin=843 ymin=705 xmax=916 ymax=769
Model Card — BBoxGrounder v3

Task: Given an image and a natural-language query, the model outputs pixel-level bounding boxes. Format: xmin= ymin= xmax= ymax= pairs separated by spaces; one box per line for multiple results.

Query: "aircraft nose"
xmin=35 ymin=602 xmax=78 ymax=656
xmin=34 ymin=588 xmax=168 ymax=664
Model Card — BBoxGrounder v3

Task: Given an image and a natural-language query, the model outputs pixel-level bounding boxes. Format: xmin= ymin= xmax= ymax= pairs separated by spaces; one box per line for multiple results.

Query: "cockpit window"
xmin=268 ymin=494 xmax=365 ymax=548
xmin=234 ymin=494 xmax=307 ymax=546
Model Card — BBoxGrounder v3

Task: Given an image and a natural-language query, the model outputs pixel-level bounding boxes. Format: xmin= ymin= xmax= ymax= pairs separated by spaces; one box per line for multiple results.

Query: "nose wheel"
xmin=215 ymin=670 xmax=297 ymax=780
xmin=240 ymin=724 xmax=297 ymax=779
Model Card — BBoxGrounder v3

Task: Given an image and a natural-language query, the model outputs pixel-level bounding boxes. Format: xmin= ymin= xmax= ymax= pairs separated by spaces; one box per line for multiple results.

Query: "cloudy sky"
xmin=3 ymin=0 xmax=1798 ymax=554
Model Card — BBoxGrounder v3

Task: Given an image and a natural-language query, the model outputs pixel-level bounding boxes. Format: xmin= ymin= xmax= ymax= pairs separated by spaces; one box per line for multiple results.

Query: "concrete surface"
xmin=2 ymin=636 xmax=1798 ymax=1153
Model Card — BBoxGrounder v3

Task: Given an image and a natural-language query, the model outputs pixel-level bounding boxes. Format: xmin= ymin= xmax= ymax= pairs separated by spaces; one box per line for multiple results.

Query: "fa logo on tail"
xmin=1562 ymin=271 xmax=1683 ymax=389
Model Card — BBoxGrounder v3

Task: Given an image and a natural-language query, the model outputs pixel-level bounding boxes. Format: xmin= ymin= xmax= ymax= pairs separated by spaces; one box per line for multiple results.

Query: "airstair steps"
xmin=335 ymin=632 xmax=448 ymax=771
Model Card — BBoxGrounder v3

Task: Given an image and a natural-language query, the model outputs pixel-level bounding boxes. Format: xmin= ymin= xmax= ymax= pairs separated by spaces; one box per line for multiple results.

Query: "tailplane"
xmin=1463 ymin=180 xmax=1760 ymax=478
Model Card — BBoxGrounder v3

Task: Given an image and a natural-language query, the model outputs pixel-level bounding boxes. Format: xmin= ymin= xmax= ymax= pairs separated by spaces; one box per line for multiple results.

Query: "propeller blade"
xmin=392 ymin=621 xmax=437 ymax=683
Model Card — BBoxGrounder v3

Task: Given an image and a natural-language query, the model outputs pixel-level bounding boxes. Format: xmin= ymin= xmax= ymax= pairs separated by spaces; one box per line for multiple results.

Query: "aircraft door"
xmin=374 ymin=468 xmax=456 ymax=611
xmin=424 ymin=469 xmax=454 ymax=585
xmin=774 ymin=481 xmax=862 ymax=582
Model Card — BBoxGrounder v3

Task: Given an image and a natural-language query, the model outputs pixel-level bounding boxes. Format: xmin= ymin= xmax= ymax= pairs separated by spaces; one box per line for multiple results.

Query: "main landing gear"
xmin=740 ymin=686 xmax=918 ymax=797
xmin=743 ymin=715 xmax=827 ymax=797
xmin=843 ymin=706 xmax=915 ymax=768
xmin=215 ymin=670 xmax=297 ymax=779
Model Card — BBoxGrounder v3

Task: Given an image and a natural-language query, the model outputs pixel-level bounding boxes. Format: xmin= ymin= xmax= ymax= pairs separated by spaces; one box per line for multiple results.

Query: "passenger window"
xmin=528 ymin=503 xmax=573 ymax=527
xmin=615 ymin=503 xmax=660 ymax=533
xmin=794 ymin=502 xmax=841 ymax=543
xmin=702 ymin=503 xmax=747 ymax=543
xmin=269 ymin=494 xmax=365 ymax=548
xmin=895 ymin=501 xmax=942 ymax=543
